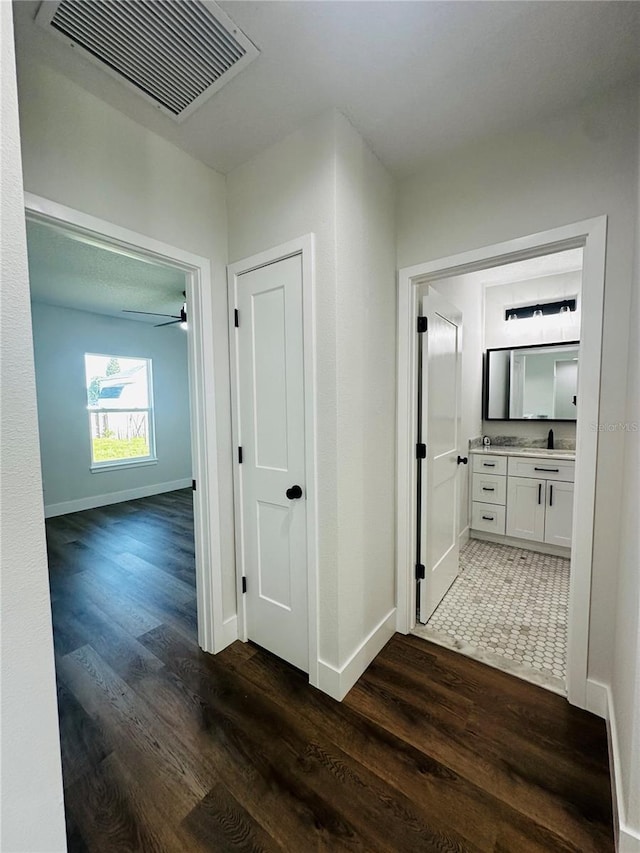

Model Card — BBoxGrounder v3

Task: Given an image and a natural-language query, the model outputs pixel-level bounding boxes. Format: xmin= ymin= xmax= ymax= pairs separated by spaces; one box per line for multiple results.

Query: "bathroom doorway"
xmin=396 ymin=218 xmax=606 ymax=710
xmin=414 ymin=251 xmax=581 ymax=695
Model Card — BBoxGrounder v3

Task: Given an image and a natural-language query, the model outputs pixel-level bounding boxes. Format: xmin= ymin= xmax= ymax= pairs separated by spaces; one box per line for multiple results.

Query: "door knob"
xmin=286 ymin=485 xmax=303 ymax=500
xmin=457 ymin=456 xmax=468 ymax=465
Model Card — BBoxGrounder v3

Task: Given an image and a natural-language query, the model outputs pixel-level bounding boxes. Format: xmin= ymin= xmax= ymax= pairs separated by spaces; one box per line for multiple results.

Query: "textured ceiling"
xmin=26 ymin=219 xmax=187 ymax=324
xmin=13 ymin=1 xmax=640 ymax=177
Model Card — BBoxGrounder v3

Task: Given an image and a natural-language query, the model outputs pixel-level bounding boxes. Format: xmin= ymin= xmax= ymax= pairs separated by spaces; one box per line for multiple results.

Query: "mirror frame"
xmin=483 ymin=340 xmax=580 ymax=422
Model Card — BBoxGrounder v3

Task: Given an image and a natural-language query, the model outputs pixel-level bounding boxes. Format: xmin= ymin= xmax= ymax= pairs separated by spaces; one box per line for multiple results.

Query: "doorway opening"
xmin=396 ymin=218 xmax=606 ymax=711
xmin=412 ymin=249 xmax=582 ymax=695
xmin=24 ymin=193 xmax=224 ymax=654
xmin=26 ymin=214 xmax=200 ymax=640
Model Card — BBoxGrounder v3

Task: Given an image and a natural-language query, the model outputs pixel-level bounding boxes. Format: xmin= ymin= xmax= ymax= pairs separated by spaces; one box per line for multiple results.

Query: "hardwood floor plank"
xmin=65 ymin=754 xmax=177 ymax=853
xmin=110 ymin=550 xmax=194 ymax=604
xmin=345 ymin=666 xmax=611 ymax=851
xmin=62 ymin=597 xmax=165 ymax=686
xmin=182 ymin=783 xmax=284 ymax=852
xmin=134 ymin=664 xmax=368 ymax=851
xmin=388 ymin=636 xmax=607 ymax=764
xmin=140 ymin=625 xmax=485 ymax=853
xmin=57 ymin=680 xmax=113 ymax=790
xmin=57 ymin=645 xmax=210 ymax=822
xmin=47 ymin=490 xmax=613 ymax=852
xmin=71 ymin=569 xmax=163 ymax=638
xmin=226 ymin=646 xmax=507 ymax=850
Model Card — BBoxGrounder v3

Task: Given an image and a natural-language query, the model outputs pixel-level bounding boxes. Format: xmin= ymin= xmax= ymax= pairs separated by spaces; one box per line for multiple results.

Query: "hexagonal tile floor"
xmin=412 ymin=538 xmax=570 ymax=693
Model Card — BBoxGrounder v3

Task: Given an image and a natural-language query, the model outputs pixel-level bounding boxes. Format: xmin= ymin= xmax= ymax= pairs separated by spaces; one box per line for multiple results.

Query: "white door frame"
xmin=227 ymin=235 xmax=319 ymax=688
xmin=396 ymin=217 xmax=607 ymax=710
xmin=24 ymin=193 xmax=225 ymax=654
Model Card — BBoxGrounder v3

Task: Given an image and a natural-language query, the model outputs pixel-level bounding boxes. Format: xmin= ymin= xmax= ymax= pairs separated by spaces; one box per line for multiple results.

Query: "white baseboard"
xmin=619 ymin=827 xmax=640 ymax=852
xmin=44 ymin=479 xmax=192 ymax=517
xmin=458 ymin=525 xmax=470 ymax=547
xmin=591 ymin=680 xmax=640 ymax=851
xmin=470 ymin=529 xmax=571 ymax=558
xmin=317 ymin=608 xmax=396 ymax=702
xmin=220 ymin=615 xmax=239 ymax=649
xmin=585 ymin=677 xmax=608 ymax=719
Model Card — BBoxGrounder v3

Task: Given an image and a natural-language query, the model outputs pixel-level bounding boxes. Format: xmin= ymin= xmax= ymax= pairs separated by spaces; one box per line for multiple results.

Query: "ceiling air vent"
xmin=35 ymin=0 xmax=259 ymax=122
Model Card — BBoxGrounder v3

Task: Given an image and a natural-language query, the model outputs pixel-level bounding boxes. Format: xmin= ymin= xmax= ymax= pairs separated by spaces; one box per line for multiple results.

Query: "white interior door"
xmin=418 ymin=288 xmax=463 ymax=623
xmin=236 ymin=254 xmax=308 ymax=672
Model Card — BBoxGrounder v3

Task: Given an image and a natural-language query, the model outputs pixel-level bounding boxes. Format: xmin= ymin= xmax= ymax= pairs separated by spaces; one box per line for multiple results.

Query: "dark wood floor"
xmin=47 ymin=490 xmax=614 ymax=852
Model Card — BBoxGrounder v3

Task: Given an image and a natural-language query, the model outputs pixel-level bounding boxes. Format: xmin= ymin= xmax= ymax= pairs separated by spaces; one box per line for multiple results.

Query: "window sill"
xmin=90 ymin=458 xmax=158 ymax=474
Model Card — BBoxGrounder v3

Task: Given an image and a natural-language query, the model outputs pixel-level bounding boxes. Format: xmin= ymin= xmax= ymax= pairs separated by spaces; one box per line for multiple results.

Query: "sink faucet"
xmin=547 ymin=428 xmax=554 ymax=450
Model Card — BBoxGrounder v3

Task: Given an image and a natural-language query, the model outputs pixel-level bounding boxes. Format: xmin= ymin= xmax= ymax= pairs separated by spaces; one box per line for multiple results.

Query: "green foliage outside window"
xmin=92 ymin=436 xmax=149 ymax=461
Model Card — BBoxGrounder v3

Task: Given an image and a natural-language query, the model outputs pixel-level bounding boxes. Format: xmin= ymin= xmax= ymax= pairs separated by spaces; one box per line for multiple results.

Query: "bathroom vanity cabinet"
xmin=470 ymin=449 xmax=575 ymax=553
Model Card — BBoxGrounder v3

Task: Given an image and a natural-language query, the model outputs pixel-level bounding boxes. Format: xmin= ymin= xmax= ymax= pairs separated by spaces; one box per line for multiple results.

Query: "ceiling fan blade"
xmin=154 ymin=319 xmax=183 ymax=327
xmin=123 ymin=310 xmax=180 ymax=318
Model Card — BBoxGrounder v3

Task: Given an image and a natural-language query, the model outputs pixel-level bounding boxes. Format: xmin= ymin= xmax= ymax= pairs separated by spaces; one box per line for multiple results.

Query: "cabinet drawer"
xmin=507 ymin=457 xmax=575 ymax=482
xmin=472 ymin=454 xmax=507 ymax=476
xmin=471 ymin=502 xmax=506 ymax=534
xmin=472 ymin=473 xmax=506 ymax=505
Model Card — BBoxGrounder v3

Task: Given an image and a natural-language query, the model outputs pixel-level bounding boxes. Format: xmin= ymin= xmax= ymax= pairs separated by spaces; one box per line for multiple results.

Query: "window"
xmin=84 ymin=354 xmax=156 ymax=469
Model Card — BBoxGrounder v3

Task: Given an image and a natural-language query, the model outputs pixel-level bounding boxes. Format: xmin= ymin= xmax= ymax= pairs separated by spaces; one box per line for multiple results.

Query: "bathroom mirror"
xmin=484 ymin=342 xmax=580 ymax=421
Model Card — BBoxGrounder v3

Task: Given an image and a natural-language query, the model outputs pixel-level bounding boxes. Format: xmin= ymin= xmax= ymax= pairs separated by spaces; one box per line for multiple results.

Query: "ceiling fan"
xmin=122 ymin=292 xmax=187 ymax=328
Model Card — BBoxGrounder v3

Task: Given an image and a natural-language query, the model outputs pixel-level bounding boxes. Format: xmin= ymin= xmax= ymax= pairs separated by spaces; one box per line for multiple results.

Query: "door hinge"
xmin=238 ymin=446 xmax=243 ymax=464
xmin=416 ymin=443 xmax=427 ymax=459
xmin=192 ymin=479 xmax=196 ymax=491
xmin=417 ymin=316 xmax=428 ymax=333
xmin=415 ymin=564 xmax=426 ymax=580
xmin=241 ymin=576 xmax=247 ymax=594
xmin=234 ymin=308 xmax=239 ymax=327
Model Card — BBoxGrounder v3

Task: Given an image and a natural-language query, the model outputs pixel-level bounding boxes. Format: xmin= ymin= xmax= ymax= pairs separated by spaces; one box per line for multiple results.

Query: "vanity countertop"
xmin=471 ymin=446 xmax=576 ymax=461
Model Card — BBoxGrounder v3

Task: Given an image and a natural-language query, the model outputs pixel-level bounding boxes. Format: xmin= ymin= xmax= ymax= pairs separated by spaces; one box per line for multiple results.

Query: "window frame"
xmin=85 ymin=353 xmax=157 ymax=472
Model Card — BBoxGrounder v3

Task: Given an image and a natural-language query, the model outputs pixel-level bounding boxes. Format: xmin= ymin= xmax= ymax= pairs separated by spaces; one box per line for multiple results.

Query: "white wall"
xmin=0 ymin=6 xmax=66 ymax=850
xmin=484 ymin=271 xmax=580 ymax=440
xmin=15 ymin=59 xmax=236 ymax=621
xmin=333 ymin=113 xmax=396 ymax=668
xmin=227 ymin=110 xmax=396 ymax=687
xmin=484 ymin=272 xmax=581 ymax=350
xmin=397 ymin=82 xmax=639 ymax=687
xmin=611 ymin=88 xmax=640 ymax=846
xmin=227 ymin=110 xmax=340 ymax=665
xmin=31 ymin=304 xmax=192 ymax=513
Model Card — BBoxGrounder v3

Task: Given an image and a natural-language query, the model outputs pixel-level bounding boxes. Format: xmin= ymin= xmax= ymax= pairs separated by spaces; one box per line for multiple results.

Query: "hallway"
xmin=47 ymin=492 xmax=613 ymax=851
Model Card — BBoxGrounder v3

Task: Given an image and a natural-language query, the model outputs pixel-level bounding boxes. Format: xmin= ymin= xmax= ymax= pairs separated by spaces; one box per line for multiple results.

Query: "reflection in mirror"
xmin=485 ymin=342 xmax=579 ymax=421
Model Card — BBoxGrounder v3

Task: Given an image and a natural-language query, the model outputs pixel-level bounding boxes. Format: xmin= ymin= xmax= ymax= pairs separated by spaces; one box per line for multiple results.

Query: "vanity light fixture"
xmin=503 ymin=298 xmax=577 ymax=322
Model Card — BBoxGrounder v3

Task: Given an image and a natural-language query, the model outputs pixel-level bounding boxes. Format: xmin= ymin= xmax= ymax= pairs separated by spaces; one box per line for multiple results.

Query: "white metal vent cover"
xmin=35 ymin=0 xmax=259 ymax=122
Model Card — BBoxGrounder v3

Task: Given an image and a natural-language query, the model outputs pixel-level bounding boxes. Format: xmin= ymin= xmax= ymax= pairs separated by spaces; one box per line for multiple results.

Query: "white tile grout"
xmin=412 ymin=539 xmax=570 ymax=689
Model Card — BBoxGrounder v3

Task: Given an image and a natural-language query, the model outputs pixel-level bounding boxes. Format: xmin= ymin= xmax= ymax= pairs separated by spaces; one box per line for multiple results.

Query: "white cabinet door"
xmin=506 ymin=476 xmax=546 ymax=541
xmin=544 ymin=481 xmax=574 ymax=548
